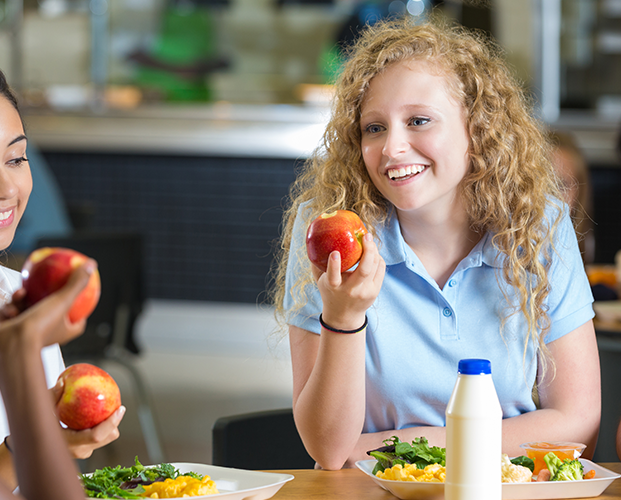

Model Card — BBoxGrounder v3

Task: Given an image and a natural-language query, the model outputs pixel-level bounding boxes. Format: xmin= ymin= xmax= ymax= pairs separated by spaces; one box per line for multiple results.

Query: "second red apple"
xmin=55 ymin=363 xmax=121 ymax=430
xmin=306 ymin=210 xmax=367 ymax=273
xmin=21 ymin=247 xmax=101 ymax=323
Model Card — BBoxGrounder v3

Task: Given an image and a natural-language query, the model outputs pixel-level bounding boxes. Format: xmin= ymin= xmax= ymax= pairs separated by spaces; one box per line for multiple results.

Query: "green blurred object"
xmin=319 ymin=44 xmax=344 ymax=85
xmin=136 ymin=66 xmax=210 ymax=102
xmin=132 ymin=5 xmax=221 ymax=102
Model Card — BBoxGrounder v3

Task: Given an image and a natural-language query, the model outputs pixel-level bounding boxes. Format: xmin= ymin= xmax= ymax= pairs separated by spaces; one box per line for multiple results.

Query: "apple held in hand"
xmin=21 ymin=247 xmax=101 ymax=323
xmin=56 ymin=363 xmax=121 ymax=430
xmin=306 ymin=210 xmax=368 ymax=273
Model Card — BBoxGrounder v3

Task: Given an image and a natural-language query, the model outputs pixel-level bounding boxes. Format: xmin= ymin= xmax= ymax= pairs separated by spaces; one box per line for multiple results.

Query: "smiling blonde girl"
xmin=271 ymin=17 xmax=600 ymax=470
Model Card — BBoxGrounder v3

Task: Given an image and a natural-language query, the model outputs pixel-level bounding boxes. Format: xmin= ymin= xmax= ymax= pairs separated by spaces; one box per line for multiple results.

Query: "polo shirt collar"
xmin=378 ymin=208 xmax=503 ymax=270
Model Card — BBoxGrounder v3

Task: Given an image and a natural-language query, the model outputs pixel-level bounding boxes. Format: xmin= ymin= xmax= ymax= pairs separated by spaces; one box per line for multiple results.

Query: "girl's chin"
xmin=384 ymin=197 xmax=426 ymax=213
xmin=0 ymin=230 xmax=17 ymax=252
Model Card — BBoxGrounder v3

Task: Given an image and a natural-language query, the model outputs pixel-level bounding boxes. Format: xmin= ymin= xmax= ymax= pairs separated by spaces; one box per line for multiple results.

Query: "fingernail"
xmin=364 ymin=233 xmax=372 ymax=242
xmin=84 ymin=259 xmax=97 ymax=274
xmin=115 ymin=406 xmax=126 ymax=421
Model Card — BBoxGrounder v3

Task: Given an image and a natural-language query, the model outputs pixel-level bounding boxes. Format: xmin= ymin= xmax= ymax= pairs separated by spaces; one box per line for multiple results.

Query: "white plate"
xmin=356 ymin=459 xmax=620 ymax=500
xmin=87 ymin=462 xmax=294 ymax=500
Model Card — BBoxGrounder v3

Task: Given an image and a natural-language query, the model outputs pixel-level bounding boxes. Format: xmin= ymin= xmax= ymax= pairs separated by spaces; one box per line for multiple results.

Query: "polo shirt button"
xmin=448 ymin=279 xmax=457 ymax=287
xmin=443 ymin=307 xmax=452 ymax=317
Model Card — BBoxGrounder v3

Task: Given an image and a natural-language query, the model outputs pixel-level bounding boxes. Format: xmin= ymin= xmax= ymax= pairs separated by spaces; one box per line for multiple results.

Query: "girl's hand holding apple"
xmin=60 ymin=407 xmax=125 ymax=459
xmin=313 ymin=232 xmax=386 ymax=332
xmin=306 ymin=209 xmax=386 ymax=331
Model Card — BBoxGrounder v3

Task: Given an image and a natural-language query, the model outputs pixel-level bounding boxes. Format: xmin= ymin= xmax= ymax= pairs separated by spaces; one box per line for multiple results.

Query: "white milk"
xmin=445 ymin=358 xmax=502 ymax=500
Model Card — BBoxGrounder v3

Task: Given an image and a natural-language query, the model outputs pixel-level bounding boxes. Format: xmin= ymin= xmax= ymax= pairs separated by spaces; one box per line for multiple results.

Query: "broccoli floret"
xmin=552 ymin=460 xmax=584 ymax=481
xmin=543 ymin=452 xmax=584 ymax=481
xmin=543 ymin=452 xmax=563 ymax=477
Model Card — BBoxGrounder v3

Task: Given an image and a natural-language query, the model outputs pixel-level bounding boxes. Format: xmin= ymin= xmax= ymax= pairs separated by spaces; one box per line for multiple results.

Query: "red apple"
xmin=55 ymin=363 xmax=121 ymax=430
xmin=21 ymin=247 xmax=101 ymax=323
xmin=306 ymin=210 xmax=367 ymax=273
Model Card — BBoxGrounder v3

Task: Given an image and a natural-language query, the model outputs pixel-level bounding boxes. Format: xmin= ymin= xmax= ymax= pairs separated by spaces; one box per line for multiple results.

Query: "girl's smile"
xmin=0 ymin=207 xmax=14 ymax=227
xmin=386 ymin=163 xmax=428 ymax=181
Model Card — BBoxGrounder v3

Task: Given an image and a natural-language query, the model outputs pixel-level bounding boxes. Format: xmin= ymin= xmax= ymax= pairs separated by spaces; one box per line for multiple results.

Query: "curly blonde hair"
xmin=269 ymin=16 xmax=562 ymax=375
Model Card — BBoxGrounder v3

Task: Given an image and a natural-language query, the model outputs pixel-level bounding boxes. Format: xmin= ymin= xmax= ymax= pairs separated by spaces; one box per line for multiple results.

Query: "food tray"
xmin=355 ymin=459 xmax=619 ymax=500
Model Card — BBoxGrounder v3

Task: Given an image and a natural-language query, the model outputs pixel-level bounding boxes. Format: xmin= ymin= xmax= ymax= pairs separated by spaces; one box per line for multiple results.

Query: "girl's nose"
xmin=0 ymin=169 xmax=18 ymax=200
xmin=382 ymin=128 xmax=409 ymax=158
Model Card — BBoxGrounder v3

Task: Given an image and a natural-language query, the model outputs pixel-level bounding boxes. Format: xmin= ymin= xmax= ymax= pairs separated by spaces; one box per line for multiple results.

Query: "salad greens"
xmin=81 ymin=457 xmax=203 ymax=499
xmin=509 ymin=455 xmax=535 ymax=473
xmin=367 ymin=436 xmax=536 ymax=477
xmin=367 ymin=436 xmax=446 ymax=475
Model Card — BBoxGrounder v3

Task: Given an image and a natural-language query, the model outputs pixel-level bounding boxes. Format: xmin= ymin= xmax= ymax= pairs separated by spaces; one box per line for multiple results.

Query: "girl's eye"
xmin=8 ymin=156 xmax=28 ymax=167
xmin=409 ymin=117 xmax=430 ymax=126
xmin=365 ymin=124 xmax=384 ymax=134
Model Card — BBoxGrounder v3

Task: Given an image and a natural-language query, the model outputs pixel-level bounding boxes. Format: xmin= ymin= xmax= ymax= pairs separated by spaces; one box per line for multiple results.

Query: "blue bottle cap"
xmin=458 ymin=358 xmax=492 ymax=375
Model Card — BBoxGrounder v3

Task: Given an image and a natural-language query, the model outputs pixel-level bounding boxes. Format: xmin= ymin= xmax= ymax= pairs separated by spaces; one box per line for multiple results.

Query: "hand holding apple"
xmin=21 ymin=247 xmax=101 ymax=323
xmin=306 ymin=210 xmax=367 ymax=273
xmin=55 ymin=363 xmax=121 ymax=431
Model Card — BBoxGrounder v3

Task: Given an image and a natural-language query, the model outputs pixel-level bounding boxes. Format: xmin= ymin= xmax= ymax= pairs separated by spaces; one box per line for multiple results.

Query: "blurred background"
xmin=1 ymin=0 xmax=621 ymax=468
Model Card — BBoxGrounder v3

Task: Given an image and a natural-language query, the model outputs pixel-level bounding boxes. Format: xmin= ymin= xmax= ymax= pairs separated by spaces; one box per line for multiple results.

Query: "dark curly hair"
xmin=0 ymin=70 xmax=20 ymax=113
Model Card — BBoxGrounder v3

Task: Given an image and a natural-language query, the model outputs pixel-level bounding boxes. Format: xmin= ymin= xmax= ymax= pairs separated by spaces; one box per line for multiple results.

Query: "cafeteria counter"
xmin=21 ymin=105 xmax=619 ymax=162
xmin=22 ymin=103 xmax=330 ymax=159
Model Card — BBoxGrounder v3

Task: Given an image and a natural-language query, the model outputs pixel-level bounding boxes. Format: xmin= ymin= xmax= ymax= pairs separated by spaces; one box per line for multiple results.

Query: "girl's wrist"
xmin=0 ymin=326 xmax=42 ymax=378
xmin=319 ymin=312 xmax=368 ymax=333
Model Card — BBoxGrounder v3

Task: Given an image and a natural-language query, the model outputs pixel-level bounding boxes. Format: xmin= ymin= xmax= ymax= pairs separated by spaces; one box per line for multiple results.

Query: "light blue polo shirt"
xmin=284 ymin=202 xmax=594 ymax=434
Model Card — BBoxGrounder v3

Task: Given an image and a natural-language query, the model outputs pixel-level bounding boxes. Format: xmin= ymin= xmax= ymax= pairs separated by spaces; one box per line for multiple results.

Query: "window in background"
xmin=561 ymin=0 xmax=621 ymax=119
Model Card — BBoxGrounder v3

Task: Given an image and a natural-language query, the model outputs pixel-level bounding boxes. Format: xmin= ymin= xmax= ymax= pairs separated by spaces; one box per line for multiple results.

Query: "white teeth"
xmin=388 ymin=165 xmax=426 ymax=180
xmin=0 ymin=210 xmax=12 ymax=221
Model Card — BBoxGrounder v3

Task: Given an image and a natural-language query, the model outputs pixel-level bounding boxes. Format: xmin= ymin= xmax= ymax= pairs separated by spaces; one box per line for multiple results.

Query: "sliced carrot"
xmin=583 ymin=469 xmax=596 ymax=479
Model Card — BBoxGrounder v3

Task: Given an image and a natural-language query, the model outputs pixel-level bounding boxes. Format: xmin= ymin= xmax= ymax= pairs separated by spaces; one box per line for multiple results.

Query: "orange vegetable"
xmin=583 ymin=469 xmax=596 ymax=480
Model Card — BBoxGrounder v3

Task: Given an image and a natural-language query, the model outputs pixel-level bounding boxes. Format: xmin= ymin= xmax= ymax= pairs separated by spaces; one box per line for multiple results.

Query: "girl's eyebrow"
xmin=363 ymin=103 xmax=440 ymax=115
xmin=8 ymin=134 xmax=26 ymax=147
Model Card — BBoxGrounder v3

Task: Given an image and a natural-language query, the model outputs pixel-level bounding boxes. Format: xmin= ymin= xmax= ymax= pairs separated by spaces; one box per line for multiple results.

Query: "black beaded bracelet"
xmin=319 ymin=314 xmax=368 ymax=334
xmin=3 ymin=436 xmax=11 ymax=454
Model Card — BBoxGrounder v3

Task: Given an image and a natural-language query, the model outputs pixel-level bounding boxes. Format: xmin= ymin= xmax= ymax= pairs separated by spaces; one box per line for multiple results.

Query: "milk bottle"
xmin=445 ymin=358 xmax=502 ymax=500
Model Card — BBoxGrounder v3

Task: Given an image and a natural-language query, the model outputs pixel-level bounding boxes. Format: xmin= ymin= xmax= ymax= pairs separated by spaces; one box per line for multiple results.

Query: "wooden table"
xmin=268 ymin=463 xmax=621 ymax=499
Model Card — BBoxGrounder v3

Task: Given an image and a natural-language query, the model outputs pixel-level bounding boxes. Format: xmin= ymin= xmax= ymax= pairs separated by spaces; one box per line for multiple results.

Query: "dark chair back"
xmin=35 ymin=232 xmax=144 ymax=361
xmin=212 ymin=408 xmax=315 ymax=470
xmin=593 ymin=335 xmax=621 ymax=462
